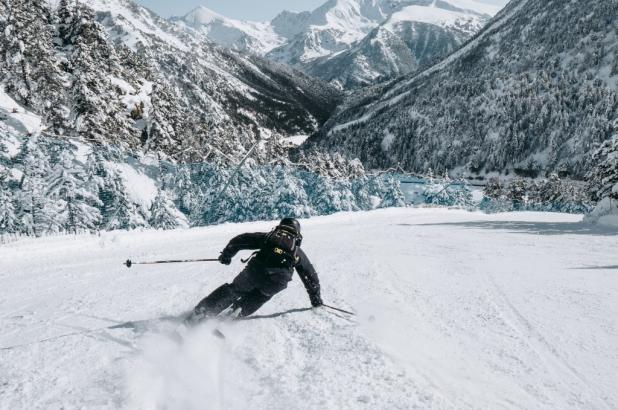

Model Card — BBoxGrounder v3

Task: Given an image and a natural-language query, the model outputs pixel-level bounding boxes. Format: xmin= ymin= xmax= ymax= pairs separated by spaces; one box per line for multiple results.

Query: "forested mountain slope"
xmin=0 ymin=0 xmax=342 ymax=164
xmin=308 ymin=0 xmax=618 ymax=178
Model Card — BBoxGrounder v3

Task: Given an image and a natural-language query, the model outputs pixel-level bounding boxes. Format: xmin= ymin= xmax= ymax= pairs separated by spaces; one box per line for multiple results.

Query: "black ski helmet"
xmin=279 ymin=217 xmax=301 ymax=234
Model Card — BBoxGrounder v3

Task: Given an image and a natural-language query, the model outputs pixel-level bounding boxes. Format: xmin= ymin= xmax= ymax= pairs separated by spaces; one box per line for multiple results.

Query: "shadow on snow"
xmin=397 ymin=220 xmax=617 ymax=236
xmin=570 ymin=265 xmax=618 ymax=270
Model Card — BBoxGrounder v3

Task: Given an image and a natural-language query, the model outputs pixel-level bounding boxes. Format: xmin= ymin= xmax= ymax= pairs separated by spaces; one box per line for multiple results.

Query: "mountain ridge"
xmin=305 ymin=0 xmax=618 ymax=178
xmin=176 ymin=0 xmax=498 ymax=88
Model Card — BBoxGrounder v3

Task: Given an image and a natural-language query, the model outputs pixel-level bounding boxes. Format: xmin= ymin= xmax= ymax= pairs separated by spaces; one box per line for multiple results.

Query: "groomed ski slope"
xmin=1 ymin=208 xmax=617 ymax=409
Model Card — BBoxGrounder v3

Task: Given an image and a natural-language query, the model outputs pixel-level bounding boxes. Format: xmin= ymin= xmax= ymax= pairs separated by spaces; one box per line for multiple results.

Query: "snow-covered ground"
xmin=0 ymin=89 xmax=43 ymax=136
xmin=1 ymin=208 xmax=617 ymax=409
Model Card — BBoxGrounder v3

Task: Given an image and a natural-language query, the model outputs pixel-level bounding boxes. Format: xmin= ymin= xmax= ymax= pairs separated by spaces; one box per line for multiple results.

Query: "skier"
xmin=189 ymin=218 xmax=323 ymax=321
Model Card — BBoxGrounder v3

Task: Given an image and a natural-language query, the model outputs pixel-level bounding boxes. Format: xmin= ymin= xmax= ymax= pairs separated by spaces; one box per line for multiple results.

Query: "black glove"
xmin=310 ymin=293 xmax=323 ymax=308
xmin=219 ymin=253 xmax=232 ymax=265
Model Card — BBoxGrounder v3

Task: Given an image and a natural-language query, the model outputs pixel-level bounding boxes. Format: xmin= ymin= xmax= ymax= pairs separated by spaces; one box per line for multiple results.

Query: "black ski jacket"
xmin=221 ymin=232 xmax=321 ymax=303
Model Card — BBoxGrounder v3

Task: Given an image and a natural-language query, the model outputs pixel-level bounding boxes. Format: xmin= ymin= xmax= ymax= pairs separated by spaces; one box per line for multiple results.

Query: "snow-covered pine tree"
xmin=101 ymin=173 xmax=142 ymax=231
xmin=149 ymin=189 xmax=180 ymax=230
xmin=191 ymin=163 xmax=231 ymax=225
xmin=144 ymin=81 xmax=186 ymax=152
xmin=267 ymin=166 xmax=311 ymax=219
xmin=213 ymin=164 xmax=270 ymax=223
xmin=446 ymin=179 xmax=474 ymax=209
xmin=349 ymin=175 xmax=374 ymax=211
xmin=585 ymin=122 xmax=618 ymax=222
xmin=309 ymin=173 xmax=344 ymax=214
xmin=57 ymin=0 xmax=76 ymax=45
xmin=46 ymin=144 xmax=102 ymax=233
xmin=507 ymin=178 xmax=528 ymax=210
xmin=330 ymin=178 xmax=358 ymax=213
xmin=423 ymin=173 xmax=452 ymax=206
xmin=65 ymin=5 xmax=132 ymax=144
xmin=14 ymin=136 xmax=57 ymax=236
xmin=83 ymin=148 xmax=106 ymax=196
xmin=0 ymin=0 xmax=66 ymax=132
xmin=64 ymin=192 xmax=101 ymax=233
xmin=480 ymin=177 xmax=511 ymax=213
xmin=0 ymin=140 xmax=9 ymax=167
xmin=483 ymin=178 xmax=504 ymax=201
xmin=0 ymin=168 xmax=19 ymax=234
xmin=378 ymin=175 xmax=403 ymax=208
xmin=423 ymin=173 xmax=475 ymax=209
xmin=536 ymin=174 xmax=564 ymax=210
xmin=173 ymin=164 xmax=196 ymax=218
xmin=588 ymin=132 xmax=618 ymax=202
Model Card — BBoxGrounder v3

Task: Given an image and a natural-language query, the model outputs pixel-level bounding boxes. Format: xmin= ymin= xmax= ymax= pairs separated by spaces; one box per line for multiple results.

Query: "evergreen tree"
xmin=309 ymin=173 xmax=343 ymax=215
xmin=350 ymin=176 xmax=374 ymax=210
xmin=0 ymin=0 xmax=66 ymax=131
xmin=66 ymin=5 xmax=132 ymax=144
xmin=331 ymin=178 xmax=358 ymax=213
xmin=193 ymin=164 xmax=232 ymax=225
xmin=480 ymin=177 xmax=511 ymax=213
xmin=173 ymin=164 xmax=196 ymax=217
xmin=588 ymin=133 xmax=618 ymax=202
xmin=537 ymin=174 xmax=564 ymax=210
xmin=149 ymin=189 xmax=180 ymax=230
xmin=83 ymin=149 xmax=106 ymax=196
xmin=15 ymin=136 xmax=55 ymax=236
xmin=507 ymin=178 xmax=527 ymax=210
xmin=144 ymin=81 xmax=185 ymax=152
xmin=46 ymin=146 xmax=101 ymax=233
xmin=18 ymin=175 xmax=50 ymax=236
xmin=0 ymin=140 xmax=8 ymax=165
xmin=268 ymin=166 xmax=311 ymax=219
xmin=101 ymin=173 xmax=142 ymax=231
xmin=0 ymin=169 xmax=19 ymax=234
xmin=57 ymin=0 xmax=76 ymax=45
xmin=377 ymin=175 xmax=406 ymax=208
xmin=423 ymin=174 xmax=452 ymax=206
xmin=483 ymin=178 xmax=505 ymax=201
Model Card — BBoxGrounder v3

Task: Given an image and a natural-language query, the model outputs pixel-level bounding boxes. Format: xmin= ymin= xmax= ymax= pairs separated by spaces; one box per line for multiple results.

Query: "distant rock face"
xmin=304 ymin=10 xmax=486 ymax=89
xmin=306 ymin=0 xmax=618 ymax=178
xmin=270 ymin=10 xmax=312 ymax=40
xmin=0 ymin=0 xmax=342 ymax=164
xmin=177 ymin=0 xmax=496 ymax=89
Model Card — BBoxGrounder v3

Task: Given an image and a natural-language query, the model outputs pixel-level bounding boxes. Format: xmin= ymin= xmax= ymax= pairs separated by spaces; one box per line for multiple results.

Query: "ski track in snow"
xmin=1 ymin=208 xmax=617 ymax=409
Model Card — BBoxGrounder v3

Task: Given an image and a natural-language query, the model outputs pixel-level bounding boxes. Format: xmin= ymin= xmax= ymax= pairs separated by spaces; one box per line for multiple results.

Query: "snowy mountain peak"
xmin=182 ymin=6 xmax=227 ymax=26
xmin=175 ymin=5 xmax=285 ymax=54
xmin=273 ymin=0 xmax=494 ymax=88
xmin=170 ymin=0 xmax=500 ymax=88
xmin=441 ymin=0 xmax=502 ymax=16
xmin=270 ymin=10 xmax=312 ymax=39
xmin=383 ymin=1 xmax=487 ymax=32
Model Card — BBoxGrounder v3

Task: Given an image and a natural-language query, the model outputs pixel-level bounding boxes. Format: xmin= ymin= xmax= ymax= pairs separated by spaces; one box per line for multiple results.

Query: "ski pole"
xmin=125 ymin=258 xmax=219 ymax=268
xmin=323 ymin=304 xmax=356 ymax=316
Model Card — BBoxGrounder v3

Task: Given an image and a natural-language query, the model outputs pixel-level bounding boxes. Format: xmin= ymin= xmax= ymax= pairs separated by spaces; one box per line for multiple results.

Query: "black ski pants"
xmin=194 ymin=264 xmax=293 ymax=318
